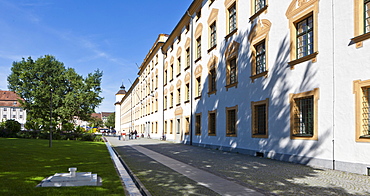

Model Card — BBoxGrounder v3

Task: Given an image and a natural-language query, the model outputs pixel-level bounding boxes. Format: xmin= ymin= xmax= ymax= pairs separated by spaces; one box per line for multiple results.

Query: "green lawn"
xmin=0 ymin=138 xmax=124 ymax=196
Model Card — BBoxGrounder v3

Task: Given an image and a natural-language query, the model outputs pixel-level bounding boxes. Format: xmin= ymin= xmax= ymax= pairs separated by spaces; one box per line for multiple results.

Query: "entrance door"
xmin=175 ymin=117 xmax=182 ymax=143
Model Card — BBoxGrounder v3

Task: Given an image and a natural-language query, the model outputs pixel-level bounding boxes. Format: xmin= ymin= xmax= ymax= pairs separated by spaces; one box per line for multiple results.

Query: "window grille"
xmin=255 ymin=42 xmax=266 ymax=74
xmin=365 ymin=0 xmax=370 ymax=33
xmin=196 ymin=37 xmax=202 ymax=59
xmin=362 ymin=87 xmax=370 ymax=135
xmin=227 ymin=109 xmax=236 ymax=135
xmin=293 ymin=96 xmax=314 ymax=136
xmin=229 ymin=58 xmax=237 ymax=84
xmin=210 ymin=22 xmax=217 ymax=48
xmin=255 ymin=0 xmax=266 ymax=13
xmin=254 ymin=104 xmax=266 ymax=134
xmin=196 ymin=114 xmax=201 ymax=135
xmin=229 ymin=4 xmax=237 ymax=33
xmin=209 ymin=112 xmax=216 ymax=135
xmin=209 ymin=68 xmax=217 ymax=92
xmin=186 ymin=48 xmax=190 ymax=68
xmin=296 ymin=16 xmax=313 ymax=59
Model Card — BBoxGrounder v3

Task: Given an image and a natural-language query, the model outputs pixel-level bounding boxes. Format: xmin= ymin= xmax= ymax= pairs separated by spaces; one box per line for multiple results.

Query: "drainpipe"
xmin=331 ymin=0 xmax=336 ymax=170
xmin=162 ymin=50 xmax=166 ymax=140
xmin=187 ymin=10 xmax=194 ymax=146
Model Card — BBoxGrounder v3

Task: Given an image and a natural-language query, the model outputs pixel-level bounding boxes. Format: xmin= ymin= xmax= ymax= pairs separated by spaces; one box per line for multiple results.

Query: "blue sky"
xmin=0 ymin=0 xmax=193 ymax=112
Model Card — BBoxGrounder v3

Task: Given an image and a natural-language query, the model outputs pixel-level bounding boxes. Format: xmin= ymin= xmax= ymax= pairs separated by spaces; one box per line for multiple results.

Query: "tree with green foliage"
xmin=89 ymin=117 xmax=104 ymax=129
xmin=0 ymin=119 xmax=21 ymax=137
xmin=105 ymin=112 xmax=115 ymax=129
xmin=7 ymin=55 xmax=103 ymax=131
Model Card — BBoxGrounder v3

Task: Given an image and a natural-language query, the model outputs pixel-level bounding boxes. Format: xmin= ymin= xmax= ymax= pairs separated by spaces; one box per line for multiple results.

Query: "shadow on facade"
xmin=190 ymin=25 xmax=328 ymax=171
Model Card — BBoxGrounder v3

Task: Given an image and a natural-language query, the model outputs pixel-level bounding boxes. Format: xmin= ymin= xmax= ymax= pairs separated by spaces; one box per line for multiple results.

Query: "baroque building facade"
xmin=115 ymin=0 xmax=370 ymax=175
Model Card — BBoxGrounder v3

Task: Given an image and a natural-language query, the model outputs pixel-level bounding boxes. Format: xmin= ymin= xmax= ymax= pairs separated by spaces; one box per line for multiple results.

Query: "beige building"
xmin=116 ymin=0 xmax=370 ymax=175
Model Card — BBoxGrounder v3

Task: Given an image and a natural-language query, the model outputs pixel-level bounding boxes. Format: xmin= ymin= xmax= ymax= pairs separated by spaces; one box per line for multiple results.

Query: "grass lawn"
xmin=0 ymin=138 xmax=124 ymax=196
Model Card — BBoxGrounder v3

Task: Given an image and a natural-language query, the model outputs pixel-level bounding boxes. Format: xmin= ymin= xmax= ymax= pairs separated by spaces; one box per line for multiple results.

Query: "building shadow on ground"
xmin=115 ymin=143 xmax=370 ymax=196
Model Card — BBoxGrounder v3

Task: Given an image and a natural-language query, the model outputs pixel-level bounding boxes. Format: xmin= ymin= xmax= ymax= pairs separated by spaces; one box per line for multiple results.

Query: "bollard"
xmin=69 ymin=167 xmax=77 ymax=177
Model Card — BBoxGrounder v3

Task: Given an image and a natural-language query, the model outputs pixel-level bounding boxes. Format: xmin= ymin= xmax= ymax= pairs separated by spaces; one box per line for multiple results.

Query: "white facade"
xmin=116 ymin=0 xmax=370 ymax=175
xmin=0 ymin=91 xmax=27 ymax=130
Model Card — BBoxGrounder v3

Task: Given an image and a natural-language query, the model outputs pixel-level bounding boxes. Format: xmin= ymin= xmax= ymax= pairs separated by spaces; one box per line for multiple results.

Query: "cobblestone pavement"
xmin=108 ymin=137 xmax=370 ymax=195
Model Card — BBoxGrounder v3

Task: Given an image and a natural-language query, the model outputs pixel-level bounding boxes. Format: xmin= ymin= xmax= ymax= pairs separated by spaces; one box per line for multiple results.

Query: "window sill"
xmin=208 ymin=90 xmax=217 ymax=96
xmin=169 ymin=79 xmax=173 ymax=83
xmin=249 ymin=5 xmax=268 ymax=22
xmin=208 ymin=133 xmax=216 ymax=136
xmin=176 ymin=73 xmax=181 ymax=77
xmin=252 ymin=133 xmax=268 ymax=138
xmin=225 ymin=82 xmax=238 ymax=91
xmin=184 ymin=66 xmax=190 ymax=71
xmin=207 ymin=45 xmax=217 ymax=53
xmin=176 ymin=103 xmax=181 ymax=106
xmin=288 ymin=52 xmax=318 ymax=69
xmin=195 ymin=57 xmax=202 ymax=63
xmin=291 ymin=133 xmax=317 ymax=140
xmin=184 ymin=100 xmax=190 ymax=104
xmin=250 ymin=71 xmax=268 ymax=82
xmin=292 ymin=134 xmax=313 ymax=137
xmin=226 ymin=134 xmax=237 ymax=137
xmin=195 ymin=96 xmax=202 ymax=100
xmin=351 ymin=32 xmax=370 ymax=48
xmin=225 ymin=29 xmax=238 ymax=40
xmin=357 ymin=135 xmax=370 ymax=142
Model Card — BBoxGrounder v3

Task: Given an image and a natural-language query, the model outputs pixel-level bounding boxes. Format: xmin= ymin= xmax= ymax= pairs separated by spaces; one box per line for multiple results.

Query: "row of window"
xmin=161 ymin=88 xmax=318 ymax=140
xmin=159 ymin=79 xmax=370 ymax=142
xmin=166 ymin=0 xmax=370 ymax=90
xmin=2 ymin=107 xmax=23 ymax=112
xmin=2 ymin=115 xmax=23 ymax=119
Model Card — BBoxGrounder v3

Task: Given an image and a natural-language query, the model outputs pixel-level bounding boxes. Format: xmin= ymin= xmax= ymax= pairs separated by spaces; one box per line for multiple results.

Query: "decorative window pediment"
xmin=176 ymin=47 xmax=182 ymax=57
xmin=185 ymin=38 xmax=191 ymax=49
xmin=249 ymin=19 xmax=271 ymax=43
xmin=225 ymin=41 xmax=240 ymax=59
xmin=207 ymin=55 xmax=219 ymax=69
xmin=208 ymin=8 xmax=219 ymax=24
xmin=195 ymin=65 xmax=203 ymax=78
xmin=185 ymin=72 xmax=191 ymax=83
xmin=286 ymin=0 xmax=319 ymax=19
xmin=195 ymin=23 xmax=203 ymax=39
xmin=176 ymin=80 xmax=182 ymax=88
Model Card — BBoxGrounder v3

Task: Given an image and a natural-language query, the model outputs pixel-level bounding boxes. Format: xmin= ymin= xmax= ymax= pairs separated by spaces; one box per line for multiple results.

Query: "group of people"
xmin=128 ymin=130 xmax=138 ymax=139
xmin=117 ymin=130 xmax=151 ymax=140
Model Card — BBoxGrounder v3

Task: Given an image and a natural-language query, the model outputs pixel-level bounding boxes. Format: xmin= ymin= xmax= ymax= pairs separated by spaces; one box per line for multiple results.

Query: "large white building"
xmin=115 ymin=0 xmax=370 ymax=175
xmin=0 ymin=91 xmax=27 ymax=130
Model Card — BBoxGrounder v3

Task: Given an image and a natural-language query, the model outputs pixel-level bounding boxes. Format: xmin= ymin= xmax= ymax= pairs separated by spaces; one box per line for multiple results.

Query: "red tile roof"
xmin=0 ymin=91 xmax=23 ymax=107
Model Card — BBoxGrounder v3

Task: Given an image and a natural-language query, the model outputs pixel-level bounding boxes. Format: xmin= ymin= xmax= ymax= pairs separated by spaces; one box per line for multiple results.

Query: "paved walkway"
xmin=105 ymin=136 xmax=370 ymax=196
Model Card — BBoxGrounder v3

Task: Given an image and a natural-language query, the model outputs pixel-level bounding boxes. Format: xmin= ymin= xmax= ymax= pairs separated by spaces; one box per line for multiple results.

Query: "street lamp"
xmin=49 ymin=88 xmax=53 ymax=148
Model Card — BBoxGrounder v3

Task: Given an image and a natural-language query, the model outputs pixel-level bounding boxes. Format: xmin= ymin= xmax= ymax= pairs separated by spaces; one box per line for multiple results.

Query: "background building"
xmin=0 ymin=91 xmax=27 ymax=130
xmin=115 ymin=0 xmax=370 ymax=175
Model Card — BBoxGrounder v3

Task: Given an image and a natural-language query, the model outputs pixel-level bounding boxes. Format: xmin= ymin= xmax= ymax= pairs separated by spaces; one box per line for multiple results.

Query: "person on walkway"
xmin=134 ymin=130 xmax=137 ymax=139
